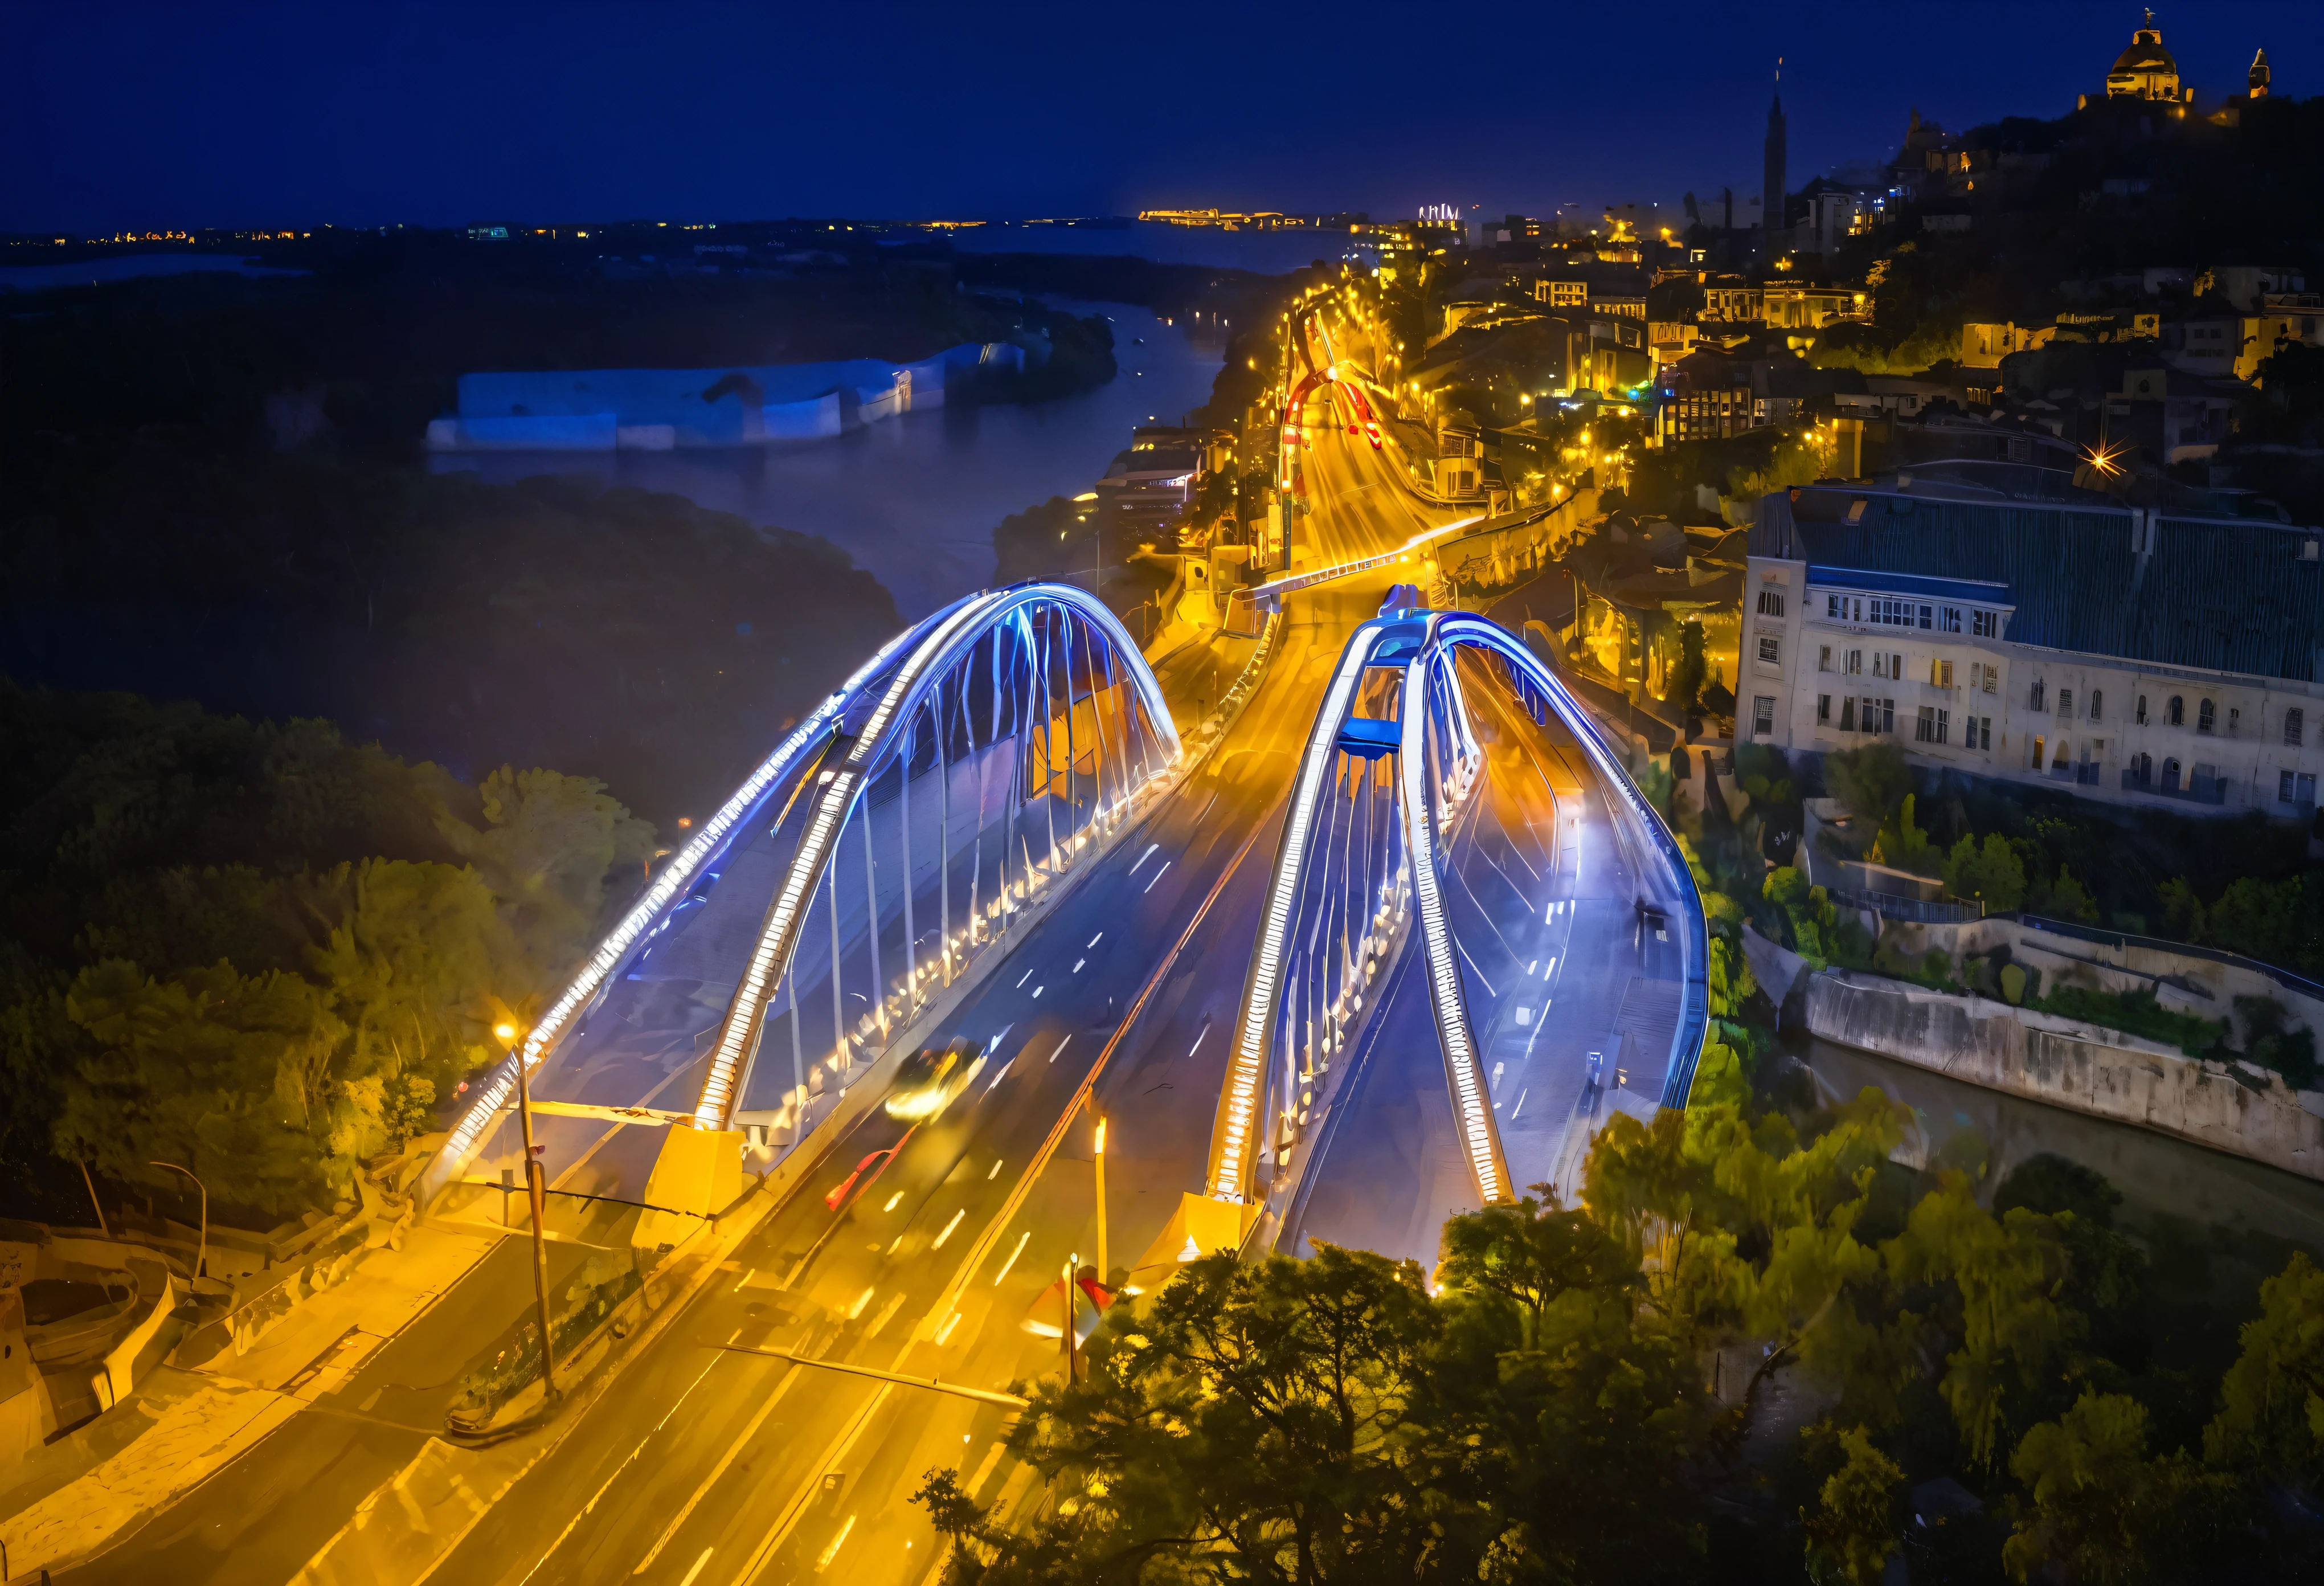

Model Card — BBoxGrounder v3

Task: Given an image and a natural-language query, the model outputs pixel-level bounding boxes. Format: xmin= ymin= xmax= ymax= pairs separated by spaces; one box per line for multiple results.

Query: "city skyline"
xmin=9 ymin=2 xmax=2313 ymax=236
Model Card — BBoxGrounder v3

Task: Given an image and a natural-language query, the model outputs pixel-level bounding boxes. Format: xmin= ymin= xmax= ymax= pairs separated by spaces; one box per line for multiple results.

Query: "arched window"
xmin=2168 ymin=695 xmax=2184 ymax=726
xmin=2031 ymin=678 xmax=2046 ymax=712
xmin=2287 ymin=708 xmax=2305 ymax=747
xmin=2059 ymin=687 xmax=2074 ymax=717
xmin=2163 ymin=757 xmax=2182 ymax=790
xmin=2089 ymin=689 xmax=2103 ymax=721
xmin=2133 ymin=752 xmax=2153 ymax=783
xmin=2137 ymin=694 xmax=2149 ymax=725
xmin=2199 ymin=698 xmax=2216 ymax=733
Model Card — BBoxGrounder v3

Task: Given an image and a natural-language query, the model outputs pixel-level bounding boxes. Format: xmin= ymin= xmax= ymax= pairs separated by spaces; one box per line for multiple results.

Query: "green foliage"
xmin=1868 ymin=793 xmax=1939 ymax=877
xmin=1708 ymin=934 xmax=1758 ymax=1018
xmin=1801 ymin=1425 xmax=1905 ymax=1585
xmin=1999 ymin=963 xmax=2028 ymax=1005
xmin=1822 ymin=742 xmax=1910 ymax=829
xmin=1945 ymin=833 xmax=2027 ymax=914
xmin=2031 ymin=865 xmax=2101 ymax=924
xmin=1733 ymin=742 xmax=1795 ymax=810
xmin=1 ymin=688 xmax=653 ymax=1216
xmin=2004 ymin=1393 xmax=2238 ymax=1585
xmin=2204 ymin=876 xmax=2309 ymax=967
xmin=2030 ymin=985 xmax=2225 ymax=1059
xmin=2234 ymin=996 xmax=2319 ymax=1090
xmin=916 ymin=1240 xmax=1714 ymax=1584
xmin=2203 ymin=1250 xmax=2324 ymax=1489
xmin=1763 ymin=866 xmax=1839 ymax=967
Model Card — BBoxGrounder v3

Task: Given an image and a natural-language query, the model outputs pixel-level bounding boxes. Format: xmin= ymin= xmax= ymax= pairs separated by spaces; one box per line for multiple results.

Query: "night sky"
xmin=9 ymin=2 xmax=2312 ymax=236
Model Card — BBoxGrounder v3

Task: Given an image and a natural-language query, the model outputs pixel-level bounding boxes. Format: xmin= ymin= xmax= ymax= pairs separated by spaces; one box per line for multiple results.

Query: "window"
xmin=2057 ymin=688 xmax=2073 ymax=717
xmin=2137 ymin=694 xmax=2149 ymax=725
xmin=1973 ymin=609 xmax=1999 ymax=637
xmin=1840 ymin=697 xmax=1856 ymax=730
xmin=1918 ymin=604 xmax=1934 ymax=630
xmin=1870 ymin=596 xmax=1916 ymax=627
xmin=2168 ymin=695 xmax=2184 ymax=726
xmin=2163 ymin=757 xmax=2181 ymax=790
xmin=1818 ymin=693 xmax=1832 ymax=723
xmin=1756 ymin=588 xmax=1786 ymax=616
xmin=1752 ymin=696 xmax=1775 ymax=737
xmin=1876 ymin=697 xmax=1895 ymax=733
xmin=1981 ymin=664 xmax=1998 ymax=694
xmin=1938 ymin=708 xmax=1951 ymax=744
xmin=1818 ymin=644 xmax=1833 ymax=672
xmin=1847 ymin=648 xmax=1863 ymax=676
xmin=2289 ymin=708 xmax=2306 ymax=747
xmin=1977 ymin=717 xmax=1992 ymax=751
xmin=2133 ymin=751 xmax=2152 ymax=783
xmin=2089 ymin=689 xmax=2102 ymax=722
xmin=2031 ymin=678 xmax=2046 ymax=712
xmin=1931 ymin=658 xmax=1954 ymax=688
xmin=1758 ymin=636 xmax=1781 ymax=664
xmin=2281 ymin=770 xmax=2318 ymax=804
xmin=2199 ymin=698 xmax=2216 ymax=733
xmin=1940 ymin=604 xmax=1963 ymax=633
xmin=2032 ymin=734 xmax=2046 ymax=768
xmin=2052 ymin=738 xmax=2071 ymax=769
xmin=1871 ymin=651 xmax=1900 ymax=680
xmin=2228 ymin=706 xmax=2241 ymax=737
xmin=1916 ymin=705 xmax=1938 ymax=742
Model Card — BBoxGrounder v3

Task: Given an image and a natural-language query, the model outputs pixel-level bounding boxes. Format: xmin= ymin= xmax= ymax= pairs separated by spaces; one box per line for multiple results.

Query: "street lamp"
xmin=1093 ymin=1116 xmax=1108 ymax=1282
xmin=498 ymin=1020 xmax=558 ymax=1401
xmin=148 ymin=1160 xmax=206 ymax=1281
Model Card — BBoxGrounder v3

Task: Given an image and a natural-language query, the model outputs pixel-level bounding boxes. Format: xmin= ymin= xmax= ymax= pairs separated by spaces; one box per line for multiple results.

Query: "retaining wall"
xmin=1804 ymin=970 xmax=2324 ymax=1180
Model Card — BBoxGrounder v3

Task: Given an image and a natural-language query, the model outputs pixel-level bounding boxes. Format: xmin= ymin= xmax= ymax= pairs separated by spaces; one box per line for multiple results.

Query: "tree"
xmin=2204 ymin=1250 xmax=2324 ymax=1491
xmin=1944 ymin=833 xmax=2027 ymax=914
xmin=1435 ymin=1188 xmax=1637 ymax=1351
xmin=1823 ymin=742 xmax=1910 ymax=829
xmin=1802 ymin=1425 xmax=1904 ymax=1585
xmin=2004 ymin=1393 xmax=2236 ymax=1585
xmin=1868 ymin=793 xmax=1938 ymax=876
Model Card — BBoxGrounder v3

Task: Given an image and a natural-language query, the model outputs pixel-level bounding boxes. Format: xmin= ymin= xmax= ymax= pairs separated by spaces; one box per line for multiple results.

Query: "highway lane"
xmin=424 ymin=432 xmax=1441 ymax=1584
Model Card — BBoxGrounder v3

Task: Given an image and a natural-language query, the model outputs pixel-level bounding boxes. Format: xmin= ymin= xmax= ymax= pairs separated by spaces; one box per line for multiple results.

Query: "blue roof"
xmin=1806 ymin=565 xmax=2014 ymax=608
xmin=1758 ymin=489 xmax=2324 ymax=681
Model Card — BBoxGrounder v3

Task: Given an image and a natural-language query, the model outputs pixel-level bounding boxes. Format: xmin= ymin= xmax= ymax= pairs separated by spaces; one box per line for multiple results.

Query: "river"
xmin=428 ymin=297 xmax=1226 ymax=620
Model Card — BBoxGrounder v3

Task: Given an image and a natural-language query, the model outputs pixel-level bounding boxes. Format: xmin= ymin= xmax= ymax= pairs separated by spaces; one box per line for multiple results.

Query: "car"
xmin=883 ymin=1037 xmax=985 ymax=1122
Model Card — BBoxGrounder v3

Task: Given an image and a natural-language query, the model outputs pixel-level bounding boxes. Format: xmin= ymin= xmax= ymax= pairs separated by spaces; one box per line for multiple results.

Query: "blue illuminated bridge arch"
xmin=1206 ymin=607 xmax=1709 ymax=1211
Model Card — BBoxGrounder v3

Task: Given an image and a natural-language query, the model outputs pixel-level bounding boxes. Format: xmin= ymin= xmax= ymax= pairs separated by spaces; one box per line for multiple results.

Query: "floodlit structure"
xmin=1207 ymin=606 xmax=1709 ymax=1215
xmin=427 ymin=583 xmax=1180 ymax=1213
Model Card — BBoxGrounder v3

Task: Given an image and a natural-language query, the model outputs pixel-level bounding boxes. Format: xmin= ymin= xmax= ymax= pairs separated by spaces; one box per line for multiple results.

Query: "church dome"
xmin=2110 ymin=28 xmax=2176 ymax=77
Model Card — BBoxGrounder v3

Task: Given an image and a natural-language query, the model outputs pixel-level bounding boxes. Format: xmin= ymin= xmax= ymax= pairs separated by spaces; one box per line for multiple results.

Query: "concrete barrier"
xmin=1804 ymin=970 xmax=2324 ymax=1180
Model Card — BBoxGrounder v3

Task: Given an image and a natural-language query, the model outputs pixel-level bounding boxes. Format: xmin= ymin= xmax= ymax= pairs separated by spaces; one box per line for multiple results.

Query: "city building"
xmin=1744 ymin=485 xmax=2324 ymax=821
xmin=2104 ymin=14 xmax=2188 ymax=103
xmin=1763 ymin=75 xmax=1787 ymax=250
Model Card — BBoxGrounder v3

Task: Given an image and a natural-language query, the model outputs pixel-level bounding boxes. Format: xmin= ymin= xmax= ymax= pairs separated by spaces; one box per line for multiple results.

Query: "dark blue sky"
xmin=8 ymin=2 xmax=2309 ymax=235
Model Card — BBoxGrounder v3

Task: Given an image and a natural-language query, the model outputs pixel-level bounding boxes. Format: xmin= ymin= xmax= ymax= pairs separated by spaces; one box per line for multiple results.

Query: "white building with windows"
xmin=1744 ymin=487 xmax=2324 ymax=820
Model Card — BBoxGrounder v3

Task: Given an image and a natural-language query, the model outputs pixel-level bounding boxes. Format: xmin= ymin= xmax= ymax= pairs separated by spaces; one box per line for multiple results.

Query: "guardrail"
xmin=1823 ymin=884 xmax=1984 ymax=926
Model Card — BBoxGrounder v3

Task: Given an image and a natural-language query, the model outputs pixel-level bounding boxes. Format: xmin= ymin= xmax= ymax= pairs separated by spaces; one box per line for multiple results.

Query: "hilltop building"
xmin=1744 ymin=485 xmax=2324 ymax=821
xmin=2105 ymin=13 xmax=2188 ymax=103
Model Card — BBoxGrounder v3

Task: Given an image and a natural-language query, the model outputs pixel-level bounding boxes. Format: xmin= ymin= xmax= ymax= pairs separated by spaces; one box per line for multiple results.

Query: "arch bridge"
xmin=428 ymin=582 xmax=1183 ymax=1211
xmin=1205 ymin=604 xmax=1708 ymax=1227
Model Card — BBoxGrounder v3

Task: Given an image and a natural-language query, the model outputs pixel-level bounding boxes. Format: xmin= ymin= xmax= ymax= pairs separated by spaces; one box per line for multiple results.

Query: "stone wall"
xmin=1804 ymin=970 xmax=2324 ymax=1180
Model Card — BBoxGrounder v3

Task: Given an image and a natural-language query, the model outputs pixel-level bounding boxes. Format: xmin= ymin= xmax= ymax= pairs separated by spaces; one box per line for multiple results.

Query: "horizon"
xmin=9 ymin=2 xmax=2312 ymax=236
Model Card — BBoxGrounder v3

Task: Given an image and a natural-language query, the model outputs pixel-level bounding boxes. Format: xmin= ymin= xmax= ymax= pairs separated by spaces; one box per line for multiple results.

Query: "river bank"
xmin=429 ymin=297 xmax=1227 ymax=619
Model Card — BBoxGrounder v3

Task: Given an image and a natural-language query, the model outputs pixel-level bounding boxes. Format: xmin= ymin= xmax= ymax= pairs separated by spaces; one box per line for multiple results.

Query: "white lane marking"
xmin=1049 ymin=1035 xmax=1072 ymax=1064
xmin=1543 ymin=956 xmax=1557 ymax=979
xmin=817 ymin=1514 xmax=857 ymax=1571
xmin=986 ymin=1060 xmax=1014 ymax=1088
xmin=993 ymin=1230 xmax=1032 ymax=1285
xmin=731 ymin=1267 xmax=755 ymax=1293
xmin=882 ymin=1191 xmax=904 ymax=1212
xmin=987 ymin=1158 xmax=1004 ymax=1179
xmin=678 ymin=1548 xmax=714 ymax=1586
xmin=1016 ymin=967 xmax=1035 ymax=988
xmin=1143 ymin=860 xmax=1172 ymax=893
xmin=1031 ymin=986 xmax=1044 ymax=998
xmin=1188 ymin=1027 xmax=1208 ymax=1058
xmin=1128 ymin=843 xmax=1160 ymax=873
xmin=846 ymin=1286 xmax=875 ymax=1319
xmin=1087 ymin=931 xmax=1104 ymax=948
xmin=933 ymin=1209 xmax=967 ymax=1247
xmin=1072 ymin=958 xmax=1085 ymax=972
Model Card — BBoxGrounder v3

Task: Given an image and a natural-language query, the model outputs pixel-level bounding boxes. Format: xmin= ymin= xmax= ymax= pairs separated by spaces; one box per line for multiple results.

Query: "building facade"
xmin=1743 ymin=487 xmax=2324 ymax=821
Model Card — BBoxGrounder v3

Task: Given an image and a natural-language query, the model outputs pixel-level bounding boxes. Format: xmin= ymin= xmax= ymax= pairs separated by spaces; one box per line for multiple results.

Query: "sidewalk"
xmin=0 ymin=1219 xmax=498 ymax=1578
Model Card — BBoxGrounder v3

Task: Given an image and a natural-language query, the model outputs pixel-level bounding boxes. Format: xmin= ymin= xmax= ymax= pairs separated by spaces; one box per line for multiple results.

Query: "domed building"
xmin=2106 ymin=11 xmax=2190 ymax=103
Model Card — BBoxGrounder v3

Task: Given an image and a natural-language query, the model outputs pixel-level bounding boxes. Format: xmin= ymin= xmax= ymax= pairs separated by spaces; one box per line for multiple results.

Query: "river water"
xmin=1801 ymin=1035 xmax=2324 ymax=1348
xmin=428 ymin=297 xmax=1226 ymax=620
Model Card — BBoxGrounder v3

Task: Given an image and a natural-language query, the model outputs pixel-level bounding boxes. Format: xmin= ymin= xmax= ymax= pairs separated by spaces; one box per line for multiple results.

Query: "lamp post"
xmin=1093 ymin=1115 xmax=1108 ymax=1283
xmin=499 ymin=1021 xmax=557 ymax=1400
xmin=147 ymin=1160 xmax=206 ymax=1281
